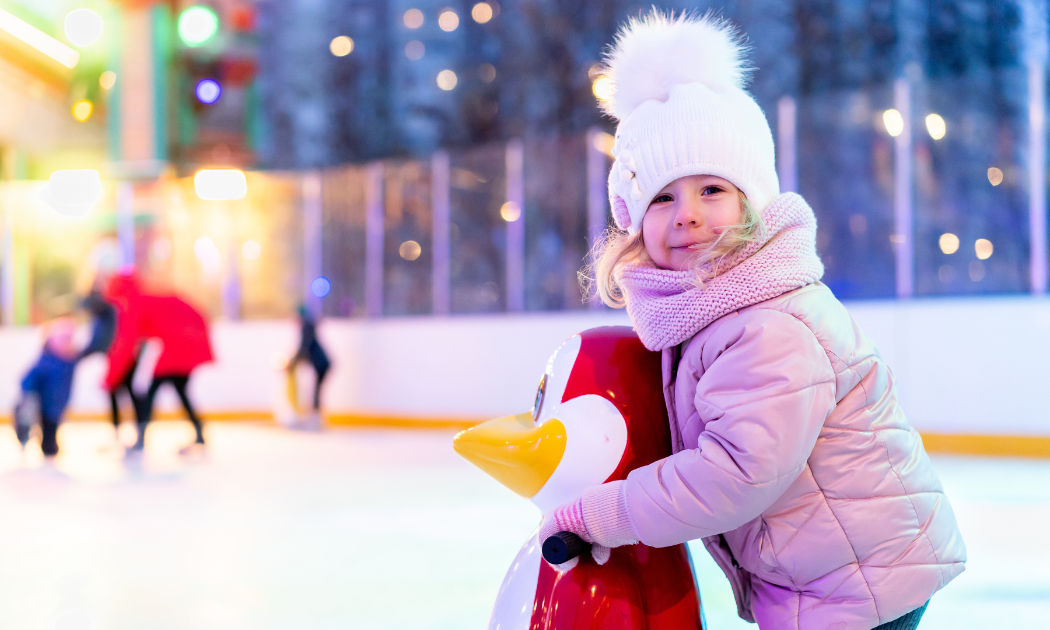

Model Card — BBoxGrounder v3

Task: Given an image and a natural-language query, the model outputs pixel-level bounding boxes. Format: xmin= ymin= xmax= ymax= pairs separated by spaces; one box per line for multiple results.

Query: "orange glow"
xmin=72 ymin=100 xmax=93 ymax=121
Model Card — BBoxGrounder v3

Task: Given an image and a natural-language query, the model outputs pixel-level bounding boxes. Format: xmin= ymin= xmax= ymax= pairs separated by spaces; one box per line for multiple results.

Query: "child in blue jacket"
xmin=20 ymin=319 xmax=79 ymax=456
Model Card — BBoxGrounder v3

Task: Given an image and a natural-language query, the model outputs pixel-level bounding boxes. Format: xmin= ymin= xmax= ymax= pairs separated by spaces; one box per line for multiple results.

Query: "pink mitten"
xmin=538 ymin=499 xmax=611 ymax=570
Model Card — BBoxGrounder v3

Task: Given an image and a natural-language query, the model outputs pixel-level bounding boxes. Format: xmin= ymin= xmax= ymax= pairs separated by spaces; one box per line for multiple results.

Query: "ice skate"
xmin=178 ymin=442 xmax=207 ymax=459
xmin=292 ymin=411 xmax=321 ymax=432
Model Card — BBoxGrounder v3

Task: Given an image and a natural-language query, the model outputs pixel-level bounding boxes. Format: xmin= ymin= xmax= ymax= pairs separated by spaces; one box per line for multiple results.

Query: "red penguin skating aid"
xmin=454 ymin=327 xmax=705 ymax=630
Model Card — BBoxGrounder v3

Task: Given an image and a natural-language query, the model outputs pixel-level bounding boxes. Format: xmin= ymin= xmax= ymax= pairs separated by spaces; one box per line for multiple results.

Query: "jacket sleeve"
xmin=622 ymin=309 xmax=837 ymax=547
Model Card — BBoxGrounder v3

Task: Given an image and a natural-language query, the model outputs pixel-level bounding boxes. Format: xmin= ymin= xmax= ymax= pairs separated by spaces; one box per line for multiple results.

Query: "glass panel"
xmin=914 ymin=72 xmax=1028 ymax=295
xmin=158 ymin=172 xmax=303 ymax=319
xmin=523 ymin=136 xmax=588 ymax=311
xmin=383 ymin=159 xmax=432 ymax=316
xmin=0 ymin=182 xmax=107 ymax=324
xmin=449 ymin=143 xmax=506 ymax=313
xmin=798 ymin=87 xmax=897 ymax=299
xmin=321 ymin=165 xmax=367 ymax=317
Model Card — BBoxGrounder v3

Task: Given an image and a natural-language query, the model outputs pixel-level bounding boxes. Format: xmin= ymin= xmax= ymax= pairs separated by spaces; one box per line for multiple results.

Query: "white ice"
xmin=0 ymin=422 xmax=1046 ymax=629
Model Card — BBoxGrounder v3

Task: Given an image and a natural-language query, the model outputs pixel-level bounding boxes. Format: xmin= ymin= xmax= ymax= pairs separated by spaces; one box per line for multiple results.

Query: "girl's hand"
xmin=538 ymin=500 xmax=612 ymax=571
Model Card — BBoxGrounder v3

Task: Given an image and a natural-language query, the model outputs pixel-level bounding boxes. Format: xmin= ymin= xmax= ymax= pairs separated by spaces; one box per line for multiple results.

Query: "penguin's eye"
xmin=532 ymin=374 xmax=547 ymax=422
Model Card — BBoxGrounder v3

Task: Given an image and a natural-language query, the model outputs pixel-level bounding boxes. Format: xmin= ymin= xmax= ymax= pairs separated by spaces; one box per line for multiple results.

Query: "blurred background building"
xmin=0 ymin=0 xmax=1047 ymax=323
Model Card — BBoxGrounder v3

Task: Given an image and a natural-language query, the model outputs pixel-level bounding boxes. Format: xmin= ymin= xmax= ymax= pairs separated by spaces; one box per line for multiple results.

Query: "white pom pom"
xmin=600 ymin=11 xmax=751 ymax=121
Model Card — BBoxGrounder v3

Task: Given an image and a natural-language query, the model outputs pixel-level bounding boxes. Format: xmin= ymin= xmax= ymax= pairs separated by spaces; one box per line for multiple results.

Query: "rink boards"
xmin=0 ymin=294 xmax=1048 ymax=455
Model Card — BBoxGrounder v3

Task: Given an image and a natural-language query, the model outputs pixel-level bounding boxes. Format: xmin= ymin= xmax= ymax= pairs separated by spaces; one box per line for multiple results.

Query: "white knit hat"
xmin=603 ymin=11 xmax=780 ymax=234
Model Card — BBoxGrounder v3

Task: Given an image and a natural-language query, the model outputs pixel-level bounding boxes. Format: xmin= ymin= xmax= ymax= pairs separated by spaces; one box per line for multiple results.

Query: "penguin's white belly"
xmin=488 ymin=529 xmax=542 ymax=630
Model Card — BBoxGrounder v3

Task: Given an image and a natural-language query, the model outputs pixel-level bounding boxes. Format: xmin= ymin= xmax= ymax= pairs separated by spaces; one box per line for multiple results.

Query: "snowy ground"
xmin=0 ymin=422 xmax=1046 ymax=630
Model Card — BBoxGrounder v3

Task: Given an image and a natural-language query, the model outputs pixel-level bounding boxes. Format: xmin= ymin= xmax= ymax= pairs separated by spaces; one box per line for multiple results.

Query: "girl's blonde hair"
xmin=582 ymin=192 xmax=765 ymax=308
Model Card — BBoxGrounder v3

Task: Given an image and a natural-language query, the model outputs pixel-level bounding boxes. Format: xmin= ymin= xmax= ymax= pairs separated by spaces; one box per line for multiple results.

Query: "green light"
xmin=178 ymin=6 xmax=219 ymax=47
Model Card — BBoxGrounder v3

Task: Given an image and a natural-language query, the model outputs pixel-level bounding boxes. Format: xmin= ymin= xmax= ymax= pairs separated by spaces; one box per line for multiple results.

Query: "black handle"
xmin=542 ymin=531 xmax=591 ymax=565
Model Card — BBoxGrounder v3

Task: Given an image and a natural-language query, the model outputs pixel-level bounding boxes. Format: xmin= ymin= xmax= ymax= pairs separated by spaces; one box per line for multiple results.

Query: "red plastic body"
xmin=530 ymin=542 xmax=704 ymax=629
xmin=530 ymin=327 xmax=705 ymax=629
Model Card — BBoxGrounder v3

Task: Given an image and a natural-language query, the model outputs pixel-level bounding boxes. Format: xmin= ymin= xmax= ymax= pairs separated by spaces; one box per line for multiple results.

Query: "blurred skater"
xmin=18 ymin=319 xmax=79 ymax=457
xmin=104 ymin=272 xmax=213 ymax=456
xmin=80 ymin=289 xmax=139 ymax=435
xmin=289 ymin=305 xmax=330 ymax=428
xmin=80 ymin=290 xmax=116 ymax=358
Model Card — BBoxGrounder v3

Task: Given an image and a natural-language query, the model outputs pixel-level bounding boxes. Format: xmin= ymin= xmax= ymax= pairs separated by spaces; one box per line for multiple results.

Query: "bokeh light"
xmin=969 ymin=261 xmax=986 ymax=281
xmin=500 ymin=202 xmax=521 ymax=222
xmin=72 ymin=99 xmax=93 ymax=122
xmin=195 ymin=79 xmax=222 ymax=104
xmin=46 ymin=169 xmax=101 ymax=216
xmin=472 ymin=3 xmax=494 ymax=23
xmin=64 ymin=8 xmax=103 ymax=47
xmin=405 ymin=40 xmax=424 ymax=60
xmin=849 ymin=214 xmax=868 ymax=235
xmin=194 ymin=169 xmax=248 ymax=201
xmin=436 ymin=69 xmax=457 ymax=91
xmin=330 ymin=35 xmax=354 ymax=57
xmin=311 ymin=276 xmax=332 ymax=298
xmin=178 ymin=6 xmax=220 ymax=47
xmin=99 ymin=70 xmax=116 ymax=90
xmin=399 ymin=240 xmax=422 ymax=260
xmin=975 ymin=238 xmax=994 ymax=260
xmin=403 ymin=9 xmax=424 ymax=29
xmin=939 ymin=233 xmax=960 ymax=255
xmin=925 ymin=113 xmax=946 ymax=140
xmin=242 ymin=240 xmax=261 ymax=260
xmin=438 ymin=9 xmax=459 ymax=31
xmin=478 ymin=63 xmax=496 ymax=83
xmin=592 ymin=76 xmax=613 ymax=101
xmin=938 ymin=264 xmax=954 ymax=283
xmin=987 ymin=167 xmax=1004 ymax=186
xmin=882 ymin=109 xmax=904 ymax=137
xmin=194 ymin=236 xmax=221 ymax=271
xmin=591 ymin=131 xmax=614 ymax=157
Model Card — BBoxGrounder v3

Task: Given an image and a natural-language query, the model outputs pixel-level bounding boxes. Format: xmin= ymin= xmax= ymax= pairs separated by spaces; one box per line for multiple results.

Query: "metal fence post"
xmin=365 ymin=162 xmax=385 ymax=317
xmin=222 ymin=219 xmax=241 ymax=320
xmin=893 ymin=77 xmax=914 ymax=299
xmin=1029 ymin=62 xmax=1047 ymax=295
xmin=1024 ymin=0 xmax=1049 ymax=295
xmin=117 ymin=181 xmax=135 ymax=268
xmin=776 ymin=96 xmax=798 ymax=194
xmin=586 ymin=128 xmax=608 ymax=309
xmin=303 ymin=171 xmax=323 ymax=315
xmin=505 ymin=140 xmax=525 ymax=312
xmin=0 ymin=194 xmax=12 ymax=326
xmin=431 ymin=151 xmax=451 ymax=315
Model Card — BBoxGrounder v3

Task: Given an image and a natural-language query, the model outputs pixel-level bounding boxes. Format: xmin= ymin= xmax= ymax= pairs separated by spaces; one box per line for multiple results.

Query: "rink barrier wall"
xmin=4 ymin=411 xmax=1048 ymax=457
xmin=918 ymin=433 xmax=1050 ymax=458
xmin=2 ymin=294 xmax=1050 ymax=457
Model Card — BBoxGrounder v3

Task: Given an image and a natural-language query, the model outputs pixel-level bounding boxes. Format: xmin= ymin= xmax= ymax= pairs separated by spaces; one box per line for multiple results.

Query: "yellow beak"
xmin=453 ymin=412 xmax=567 ymax=498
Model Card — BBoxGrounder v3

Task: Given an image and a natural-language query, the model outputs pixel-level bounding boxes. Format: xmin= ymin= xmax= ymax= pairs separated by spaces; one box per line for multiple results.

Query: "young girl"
xmin=538 ymin=12 xmax=966 ymax=630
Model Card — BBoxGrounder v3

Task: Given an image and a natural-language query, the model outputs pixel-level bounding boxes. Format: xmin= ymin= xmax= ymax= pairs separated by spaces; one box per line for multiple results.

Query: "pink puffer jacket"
xmin=621 ymin=281 xmax=966 ymax=629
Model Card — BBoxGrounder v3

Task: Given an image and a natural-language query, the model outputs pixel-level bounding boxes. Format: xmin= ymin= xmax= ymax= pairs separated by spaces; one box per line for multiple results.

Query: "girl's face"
xmin=640 ymin=175 xmax=744 ymax=271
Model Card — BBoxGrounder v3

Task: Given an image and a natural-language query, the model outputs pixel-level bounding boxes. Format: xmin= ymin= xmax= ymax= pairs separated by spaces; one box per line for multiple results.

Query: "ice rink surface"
xmin=0 ymin=422 xmax=1046 ymax=630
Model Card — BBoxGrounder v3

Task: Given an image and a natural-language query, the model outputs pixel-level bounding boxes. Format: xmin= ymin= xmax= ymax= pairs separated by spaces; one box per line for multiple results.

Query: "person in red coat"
xmin=104 ymin=272 xmax=214 ymax=455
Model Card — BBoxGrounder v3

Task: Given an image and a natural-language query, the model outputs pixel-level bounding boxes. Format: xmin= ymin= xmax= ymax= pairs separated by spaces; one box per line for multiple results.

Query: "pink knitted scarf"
xmin=620 ymin=192 xmax=824 ymax=351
